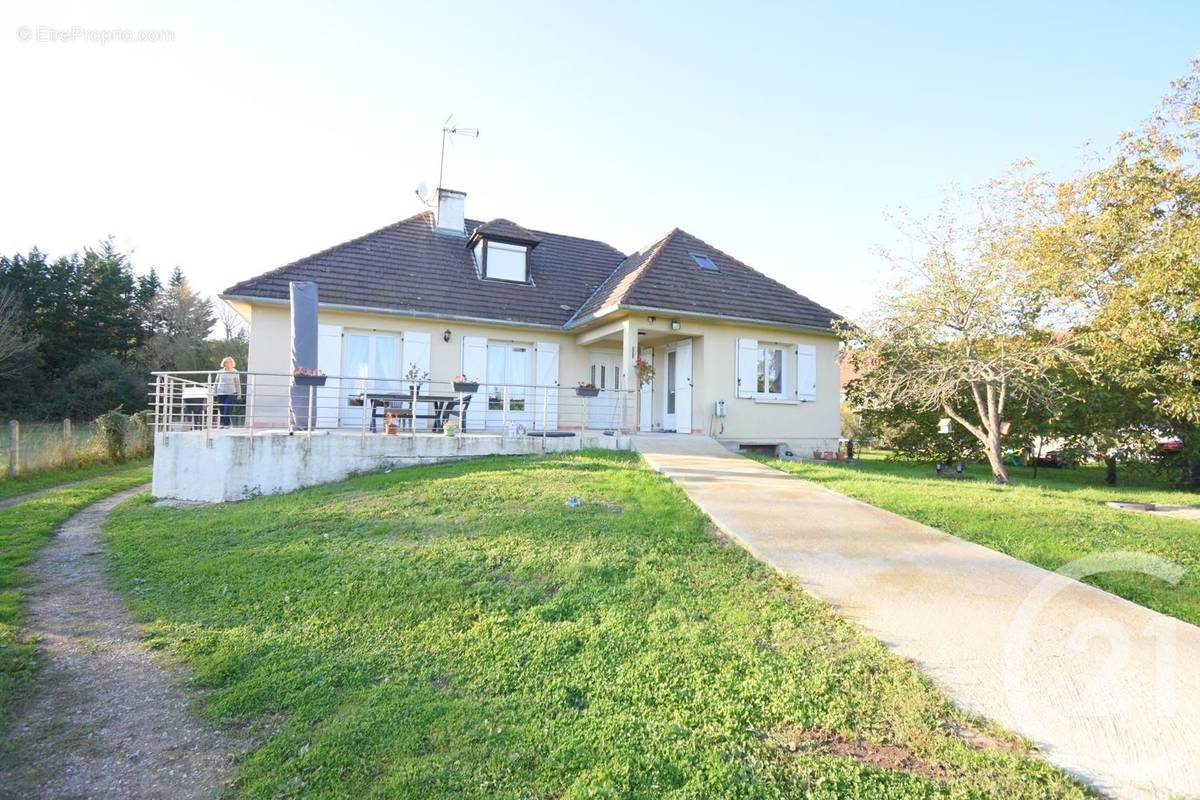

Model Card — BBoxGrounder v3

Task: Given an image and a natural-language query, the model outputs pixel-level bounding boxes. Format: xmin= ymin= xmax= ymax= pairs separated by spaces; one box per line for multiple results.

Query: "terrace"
xmin=149 ymin=371 xmax=635 ymax=502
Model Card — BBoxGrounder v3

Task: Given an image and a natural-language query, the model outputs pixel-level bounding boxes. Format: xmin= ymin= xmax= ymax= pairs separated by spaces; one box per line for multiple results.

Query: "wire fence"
xmin=1 ymin=419 xmax=152 ymax=478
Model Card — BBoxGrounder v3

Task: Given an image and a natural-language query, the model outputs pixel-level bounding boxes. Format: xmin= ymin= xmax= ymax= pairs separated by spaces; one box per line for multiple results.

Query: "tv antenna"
xmin=438 ymin=114 xmax=479 ymax=189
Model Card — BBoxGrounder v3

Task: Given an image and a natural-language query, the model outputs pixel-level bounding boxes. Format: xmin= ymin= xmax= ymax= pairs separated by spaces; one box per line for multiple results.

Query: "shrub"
xmin=127 ymin=410 xmax=153 ymax=459
xmin=95 ymin=409 xmax=130 ymax=463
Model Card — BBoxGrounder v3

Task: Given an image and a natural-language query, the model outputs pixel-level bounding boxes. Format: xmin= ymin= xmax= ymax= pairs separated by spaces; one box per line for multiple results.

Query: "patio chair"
xmin=180 ymin=386 xmax=213 ymax=430
xmin=443 ymin=394 xmax=473 ymax=431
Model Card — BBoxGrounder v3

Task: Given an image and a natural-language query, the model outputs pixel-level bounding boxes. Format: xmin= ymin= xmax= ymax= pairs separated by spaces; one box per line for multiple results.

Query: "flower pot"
xmin=576 ymin=387 xmax=600 ymax=398
xmin=294 ymin=374 xmax=327 ymax=387
xmin=452 ymin=381 xmax=479 ymax=393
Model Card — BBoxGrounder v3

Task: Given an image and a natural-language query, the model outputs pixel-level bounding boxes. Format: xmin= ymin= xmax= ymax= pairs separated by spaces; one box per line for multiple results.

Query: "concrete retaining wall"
xmin=152 ymin=431 xmax=631 ymax=502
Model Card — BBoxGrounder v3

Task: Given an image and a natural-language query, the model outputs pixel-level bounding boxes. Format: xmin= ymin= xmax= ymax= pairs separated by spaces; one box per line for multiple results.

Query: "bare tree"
xmin=0 ymin=289 xmax=36 ymax=378
xmin=216 ymin=299 xmax=247 ymax=341
xmin=844 ymin=170 xmax=1073 ymax=484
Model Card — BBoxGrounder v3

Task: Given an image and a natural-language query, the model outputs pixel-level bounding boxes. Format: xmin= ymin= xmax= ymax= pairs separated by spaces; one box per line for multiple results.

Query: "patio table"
xmin=358 ymin=392 xmax=465 ymax=433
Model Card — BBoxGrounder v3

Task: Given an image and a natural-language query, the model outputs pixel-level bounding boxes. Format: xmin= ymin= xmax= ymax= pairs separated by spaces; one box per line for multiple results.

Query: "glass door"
xmin=340 ymin=332 xmax=400 ymax=427
xmin=588 ymin=351 xmax=621 ymax=429
xmin=485 ymin=342 xmax=532 ymax=430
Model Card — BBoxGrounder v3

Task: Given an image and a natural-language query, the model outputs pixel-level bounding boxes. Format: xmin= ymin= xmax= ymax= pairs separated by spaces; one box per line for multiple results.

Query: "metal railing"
xmin=149 ymin=371 xmax=636 ymax=440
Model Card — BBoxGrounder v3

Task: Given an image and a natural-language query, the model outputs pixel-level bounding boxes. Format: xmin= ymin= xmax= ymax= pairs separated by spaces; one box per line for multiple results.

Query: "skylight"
xmin=690 ymin=252 xmax=718 ymax=272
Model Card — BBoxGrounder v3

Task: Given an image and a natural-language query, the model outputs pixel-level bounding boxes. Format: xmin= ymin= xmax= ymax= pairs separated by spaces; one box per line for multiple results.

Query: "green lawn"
xmin=0 ymin=458 xmax=151 ymax=503
xmin=0 ymin=463 xmax=152 ymax=730
xmin=102 ymin=451 xmax=1086 ymax=798
xmin=755 ymin=453 xmax=1200 ymax=626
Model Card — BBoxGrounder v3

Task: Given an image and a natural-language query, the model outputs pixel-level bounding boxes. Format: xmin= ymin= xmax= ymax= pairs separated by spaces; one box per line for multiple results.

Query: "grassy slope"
xmin=756 ymin=454 xmax=1200 ymax=626
xmin=103 ymin=451 xmax=1085 ymax=799
xmin=0 ymin=459 xmax=151 ymax=503
xmin=0 ymin=463 xmax=152 ymax=729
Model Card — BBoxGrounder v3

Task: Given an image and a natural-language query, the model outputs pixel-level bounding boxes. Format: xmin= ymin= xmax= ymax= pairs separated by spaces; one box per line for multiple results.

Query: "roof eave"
xmin=465 ymin=231 xmax=541 ymax=250
xmin=219 ymin=293 xmax=565 ymax=331
xmin=565 ymin=303 xmax=840 ymax=336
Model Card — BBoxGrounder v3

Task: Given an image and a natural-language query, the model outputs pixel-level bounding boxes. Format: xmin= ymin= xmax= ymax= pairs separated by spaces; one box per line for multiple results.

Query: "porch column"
xmin=620 ymin=317 xmax=637 ymax=433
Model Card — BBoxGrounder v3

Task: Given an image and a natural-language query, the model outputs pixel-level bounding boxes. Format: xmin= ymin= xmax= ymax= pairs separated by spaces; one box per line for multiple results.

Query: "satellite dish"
xmin=414 ymin=182 xmax=429 ymax=202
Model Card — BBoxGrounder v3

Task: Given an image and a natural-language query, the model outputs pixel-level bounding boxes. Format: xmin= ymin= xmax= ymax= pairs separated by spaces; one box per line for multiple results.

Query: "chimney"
xmin=434 ymin=188 xmax=466 ymax=235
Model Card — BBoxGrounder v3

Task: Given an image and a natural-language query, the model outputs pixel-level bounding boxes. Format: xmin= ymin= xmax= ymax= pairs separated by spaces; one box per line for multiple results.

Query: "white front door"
xmin=638 ymin=346 xmax=653 ymax=432
xmin=675 ymin=339 xmax=693 ymax=433
xmin=340 ymin=331 xmax=400 ymax=428
xmin=663 ymin=339 xmax=693 ymax=433
xmin=588 ymin=350 xmax=621 ymax=429
xmin=485 ymin=342 xmax=532 ymax=430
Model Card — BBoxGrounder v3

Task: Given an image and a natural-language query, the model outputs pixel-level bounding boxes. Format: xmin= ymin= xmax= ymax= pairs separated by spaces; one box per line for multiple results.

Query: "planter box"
xmin=294 ymin=375 xmax=327 ymax=387
xmin=452 ymin=382 xmax=480 ymax=393
xmin=575 ymin=387 xmax=600 ymax=398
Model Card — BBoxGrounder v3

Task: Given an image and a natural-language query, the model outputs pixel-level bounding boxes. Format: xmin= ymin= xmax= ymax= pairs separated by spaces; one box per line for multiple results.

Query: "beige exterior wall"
xmin=242 ymin=303 xmax=592 ymax=385
xmin=239 ymin=301 xmax=840 ymax=451
xmin=613 ymin=315 xmax=840 ymax=452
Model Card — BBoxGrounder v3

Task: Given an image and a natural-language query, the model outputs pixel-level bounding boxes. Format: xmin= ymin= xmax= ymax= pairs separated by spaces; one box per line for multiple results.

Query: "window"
xmin=756 ymin=345 xmax=784 ymax=396
xmin=484 ymin=241 xmax=528 ymax=282
xmin=667 ymin=350 xmax=677 ymax=413
xmin=486 ymin=343 xmax=529 ymax=411
xmin=590 ymin=362 xmax=619 ymax=390
xmin=344 ymin=332 xmax=400 ymax=393
xmin=737 ymin=338 xmax=814 ymax=401
xmin=690 ymin=252 xmax=718 ymax=272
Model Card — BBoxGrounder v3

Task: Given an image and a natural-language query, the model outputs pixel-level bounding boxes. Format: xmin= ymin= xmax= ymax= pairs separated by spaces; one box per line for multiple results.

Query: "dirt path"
xmin=0 ymin=486 xmax=247 ymax=800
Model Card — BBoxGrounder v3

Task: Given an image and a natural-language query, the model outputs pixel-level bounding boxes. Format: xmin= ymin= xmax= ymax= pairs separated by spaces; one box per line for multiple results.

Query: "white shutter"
xmin=736 ymin=338 xmax=758 ymax=398
xmin=402 ymin=331 xmax=432 ymax=429
xmin=317 ymin=324 xmax=342 ymax=427
xmin=797 ymin=343 xmax=817 ymax=401
xmin=535 ymin=342 xmax=559 ymax=431
xmin=461 ymin=336 xmax=488 ymax=432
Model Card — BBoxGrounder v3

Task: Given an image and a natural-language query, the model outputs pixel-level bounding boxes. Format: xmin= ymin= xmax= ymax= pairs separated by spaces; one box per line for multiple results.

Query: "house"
xmin=220 ymin=188 xmax=843 ymax=454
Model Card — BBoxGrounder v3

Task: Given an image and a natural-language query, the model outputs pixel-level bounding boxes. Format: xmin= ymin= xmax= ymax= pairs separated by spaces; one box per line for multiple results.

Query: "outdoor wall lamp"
xmin=647 ymin=315 xmax=656 ymax=324
xmin=443 ymin=329 xmax=452 ymax=343
xmin=670 ymin=319 xmax=681 ymax=331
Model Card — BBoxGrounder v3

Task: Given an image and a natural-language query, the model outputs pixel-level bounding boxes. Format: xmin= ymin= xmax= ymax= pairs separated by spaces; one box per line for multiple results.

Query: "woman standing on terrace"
xmin=213 ymin=356 xmax=242 ymax=428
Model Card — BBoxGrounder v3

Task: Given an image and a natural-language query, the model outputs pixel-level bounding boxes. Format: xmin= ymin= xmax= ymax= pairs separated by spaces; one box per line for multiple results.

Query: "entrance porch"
xmin=577 ymin=318 xmax=703 ymax=435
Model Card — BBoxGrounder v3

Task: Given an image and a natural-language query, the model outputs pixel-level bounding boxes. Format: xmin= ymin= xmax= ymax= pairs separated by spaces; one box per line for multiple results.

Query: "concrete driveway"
xmin=633 ymin=435 xmax=1200 ymax=800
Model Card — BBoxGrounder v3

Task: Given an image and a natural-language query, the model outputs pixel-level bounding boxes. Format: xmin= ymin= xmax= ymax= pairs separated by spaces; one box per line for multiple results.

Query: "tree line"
xmin=0 ymin=239 xmax=247 ymax=421
xmin=844 ymin=61 xmax=1200 ymax=487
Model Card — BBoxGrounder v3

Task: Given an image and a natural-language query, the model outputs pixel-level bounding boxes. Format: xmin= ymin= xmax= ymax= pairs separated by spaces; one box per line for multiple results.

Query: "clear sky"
xmin=2 ymin=0 xmax=1197 ymax=319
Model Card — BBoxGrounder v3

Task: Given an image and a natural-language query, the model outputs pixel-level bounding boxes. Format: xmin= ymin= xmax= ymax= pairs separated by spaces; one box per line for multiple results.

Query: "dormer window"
xmin=482 ymin=240 xmax=529 ymax=282
xmin=467 ymin=218 xmax=542 ymax=285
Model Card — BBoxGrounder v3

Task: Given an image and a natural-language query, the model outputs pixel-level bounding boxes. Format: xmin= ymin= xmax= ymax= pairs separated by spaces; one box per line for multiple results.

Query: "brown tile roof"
xmin=565 ymin=227 xmax=841 ymax=331
xmin=224 ymin=212 xmax=623 ymax=328
xmin=468 ymin=218 xmax=541 ymax=246
xmin=224 ymin=213 xmax=842 ymax=332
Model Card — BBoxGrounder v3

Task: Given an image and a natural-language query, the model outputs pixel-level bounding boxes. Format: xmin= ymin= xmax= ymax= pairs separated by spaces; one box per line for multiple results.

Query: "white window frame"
xmin=486 ymin=340 xmax=532 ymax=413
xmin=755 ymin=342 xmax=788 ymax=399
xmin=483 ymin=240 xmax=528 ymax=283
